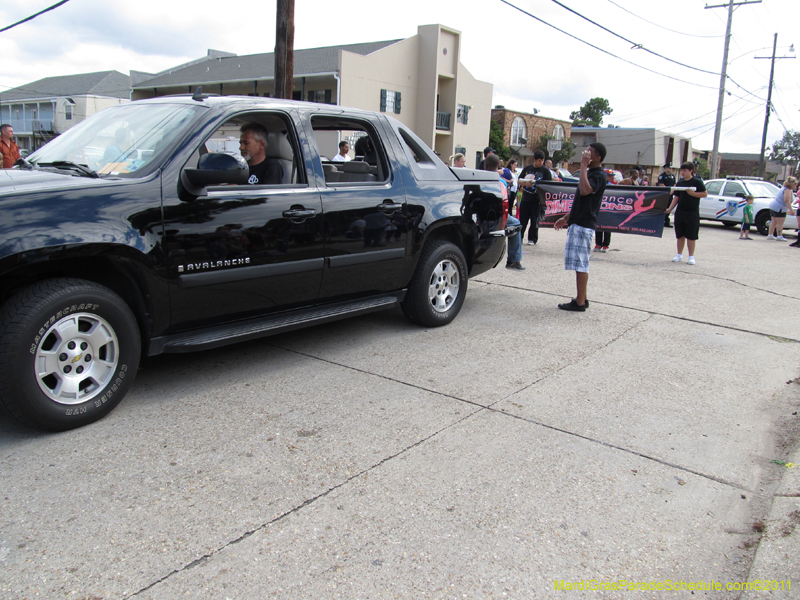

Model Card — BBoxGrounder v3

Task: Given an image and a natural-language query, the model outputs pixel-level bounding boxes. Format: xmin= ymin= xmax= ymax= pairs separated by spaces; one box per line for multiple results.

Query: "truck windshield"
xmin=29 ymin=103 xmax=201 ymax=178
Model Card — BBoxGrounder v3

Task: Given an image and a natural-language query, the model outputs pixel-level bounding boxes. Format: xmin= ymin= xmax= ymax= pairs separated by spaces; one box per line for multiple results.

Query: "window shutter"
xmin=325 ymin=89 xmax=332 ymax=104
xmin=463 ymin=105 xmax=468 ymax=124
xmin=308 ymin=90 xmax=315 ymax=102
xmin=380 ymin=89 xmax=387 ymax=112
xmin=394 ymin=92 xmax=401 ymax=114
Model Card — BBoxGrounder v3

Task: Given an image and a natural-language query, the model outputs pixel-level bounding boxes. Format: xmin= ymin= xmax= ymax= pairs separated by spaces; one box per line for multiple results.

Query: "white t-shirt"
xmin=332 ymin=153 xmax=351 ymax=162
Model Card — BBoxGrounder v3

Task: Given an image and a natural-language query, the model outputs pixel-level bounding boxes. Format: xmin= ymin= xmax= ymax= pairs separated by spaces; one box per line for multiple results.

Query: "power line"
xmin=604 ymin=0 xmax=724 ymax=38
xmin=0 ymin=0 xmax=72 ymax=34
xmin=680 ymin=102 xmax=763 ymax=139
xmin=726 ymin=75 xmax=768 ymax=102
xmin=499 ymin=0 xmax=719 ymax=90
xmin=549 ymin=0 xmax=719 ymax=76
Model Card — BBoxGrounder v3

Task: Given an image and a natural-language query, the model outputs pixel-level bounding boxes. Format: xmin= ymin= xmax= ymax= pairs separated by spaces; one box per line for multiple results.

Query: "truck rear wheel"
xmin=0 ymin=278 xmax=140 ymax=431
xmin=402 ymin=240 xmax=467 ymax=327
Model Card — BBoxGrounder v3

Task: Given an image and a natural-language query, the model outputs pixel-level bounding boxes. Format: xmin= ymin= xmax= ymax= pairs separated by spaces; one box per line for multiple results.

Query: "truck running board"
xmin=149 ymin=291 xmax=406 ymax=355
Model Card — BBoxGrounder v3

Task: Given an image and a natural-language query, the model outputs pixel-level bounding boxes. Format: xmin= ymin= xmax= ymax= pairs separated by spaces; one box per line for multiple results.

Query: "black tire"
xmin=755 ymin=210 xmax=771 ymax=236
xmin=0 ymin=278 xmax=140 ymax=431
xmin=402 ymin=240 xmax=467 ymax=327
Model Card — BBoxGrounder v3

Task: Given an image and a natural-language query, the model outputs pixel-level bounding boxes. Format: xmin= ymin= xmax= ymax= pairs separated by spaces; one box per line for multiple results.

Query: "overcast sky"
xmin=1 ymin=0 xmax=797 ymax=154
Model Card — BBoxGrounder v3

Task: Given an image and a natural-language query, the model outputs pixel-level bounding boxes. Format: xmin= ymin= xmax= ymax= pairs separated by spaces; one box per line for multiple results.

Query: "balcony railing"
xmin=3 ymin=119 xmax=55 ymax=134
xmin=435 ymin=111 xmax=451 ymax=131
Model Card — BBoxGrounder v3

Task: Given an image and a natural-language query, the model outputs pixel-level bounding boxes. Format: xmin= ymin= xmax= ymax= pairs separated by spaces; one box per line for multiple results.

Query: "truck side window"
xmin=195 ymin=112 xmax=305 ymax=186
xmin=310 ymin=116 xmax=389 ymax=185
xmin=394 ymin=125 xmax=452 ymax=182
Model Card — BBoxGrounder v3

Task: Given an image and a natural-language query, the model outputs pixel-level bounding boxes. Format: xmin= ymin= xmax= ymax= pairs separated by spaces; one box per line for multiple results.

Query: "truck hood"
xmin=0 ymin=167 xmax=116 ymax=194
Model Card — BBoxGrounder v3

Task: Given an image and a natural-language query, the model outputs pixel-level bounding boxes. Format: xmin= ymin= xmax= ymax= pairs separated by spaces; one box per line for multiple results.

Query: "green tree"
xmin=489 ymin=119 xmax=512 ymax=163
xmin=537 ymin=134 xmax=577 ymax=166
xmin=569 ymin=97 xmax=613 ymax=127
xmin=769 ymin=130 xmax=800 ymax=172
xmin=695 ymin=157 xmax=711 ymax=180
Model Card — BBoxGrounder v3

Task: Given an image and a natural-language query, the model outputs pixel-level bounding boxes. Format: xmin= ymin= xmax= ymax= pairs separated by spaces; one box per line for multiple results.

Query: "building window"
xmin=307 ymin=89 xmax=332 ymax=104
xmin=65 ymin=103 xmax=73 ymax=120
xmin=380 ymin=89 xmax=401 ymax=114
xmin=456 ymin=104 xmax=469 ymax=124
xmin=510 ymin=117 xmax=526 ymax=146
xmin=455 ymin=146 xmax=466 ymax=155
xmin=553 ymin=124 xmax=565 ymax=140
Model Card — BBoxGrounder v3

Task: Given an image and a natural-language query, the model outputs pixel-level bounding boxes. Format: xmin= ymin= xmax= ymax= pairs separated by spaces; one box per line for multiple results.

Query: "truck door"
xmin=164 ymin=110 xmax=324 ymax=330
xmin=308 ymin=114 xmax=408 ymax=300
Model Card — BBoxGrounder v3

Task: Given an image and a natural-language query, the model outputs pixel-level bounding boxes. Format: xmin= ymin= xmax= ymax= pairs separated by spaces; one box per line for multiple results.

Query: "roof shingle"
xmin=133 ymin=40 xmax=402 ymax=88
xmin=0 ymin=71 xmax=131 ymax=102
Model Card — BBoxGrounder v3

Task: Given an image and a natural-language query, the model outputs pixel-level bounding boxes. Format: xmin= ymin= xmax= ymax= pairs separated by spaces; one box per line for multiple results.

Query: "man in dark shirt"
xmin=553 ymin=142 xmax=608 ymax=311
xmin=657 ymin=163 xmax=676 ymax=227
xmin=239 ymin=122 xmax=283 ymax=185
xmin=517 ymin=150 xmax=552 ymax=245
xmin=477 ymin=146 xmax=495 ymax=171
xmin=663 ymin=161 xmax=707 ymax=265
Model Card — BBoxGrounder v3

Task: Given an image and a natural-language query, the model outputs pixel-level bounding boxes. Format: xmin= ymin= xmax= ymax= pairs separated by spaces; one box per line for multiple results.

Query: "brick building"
xmin=491 ymin=106 xmax=571 ymax=167
xmin=717 ymin=153 xmax=793 ymax=183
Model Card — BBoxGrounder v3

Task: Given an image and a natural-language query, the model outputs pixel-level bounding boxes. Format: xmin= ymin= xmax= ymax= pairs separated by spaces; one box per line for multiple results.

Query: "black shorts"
xmin=741 ymin=223 xmax=751 ymax=231
xmin=674 ymin=210 xmax=699 ymax=240
xmin=770 ymin=209 xmax=786 ymax=218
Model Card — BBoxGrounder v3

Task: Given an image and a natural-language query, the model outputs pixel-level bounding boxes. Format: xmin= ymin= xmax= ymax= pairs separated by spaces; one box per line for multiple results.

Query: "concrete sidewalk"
xmin=1 ymin=222 xmax=798 ymax=599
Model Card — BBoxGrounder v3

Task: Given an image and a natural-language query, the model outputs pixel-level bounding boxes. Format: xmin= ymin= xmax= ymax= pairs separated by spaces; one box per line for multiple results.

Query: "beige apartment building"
xmin=0 ymin=71 xmax=130 ymax=152
xmin=132 ymin=25 xmax=493 ymax=166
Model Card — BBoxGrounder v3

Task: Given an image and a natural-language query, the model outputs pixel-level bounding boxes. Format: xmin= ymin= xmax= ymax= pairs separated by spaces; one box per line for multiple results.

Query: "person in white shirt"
xmin=332 ymin=141 xmax=351 ymax=162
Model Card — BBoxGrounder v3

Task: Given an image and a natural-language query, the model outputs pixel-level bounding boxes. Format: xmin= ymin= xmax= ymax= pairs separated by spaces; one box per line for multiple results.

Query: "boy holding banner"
xmin=553 ymin=143 xmax=608 ymax=312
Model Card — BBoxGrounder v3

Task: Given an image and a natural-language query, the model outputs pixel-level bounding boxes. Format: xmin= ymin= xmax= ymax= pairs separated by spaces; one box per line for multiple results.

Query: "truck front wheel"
xmin=0 ymin=278 xmax=140 ymax=431
xmin=402 ymin=240 xmax=467 ymax=327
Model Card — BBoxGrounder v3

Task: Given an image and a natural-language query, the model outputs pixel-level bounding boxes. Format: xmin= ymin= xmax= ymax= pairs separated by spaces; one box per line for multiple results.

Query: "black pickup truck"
xmin=0 ymin=95 xmax=512 ymax=430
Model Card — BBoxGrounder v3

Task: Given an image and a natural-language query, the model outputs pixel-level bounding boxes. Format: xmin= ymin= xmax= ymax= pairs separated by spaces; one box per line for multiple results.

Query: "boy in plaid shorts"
xmin=553 ymin=143 xmax=608 ymax=311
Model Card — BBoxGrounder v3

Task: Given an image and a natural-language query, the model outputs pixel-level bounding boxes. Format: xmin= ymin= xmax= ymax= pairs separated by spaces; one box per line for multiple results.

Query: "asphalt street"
xmin=2 ymin=221 xmax=799 ymax=599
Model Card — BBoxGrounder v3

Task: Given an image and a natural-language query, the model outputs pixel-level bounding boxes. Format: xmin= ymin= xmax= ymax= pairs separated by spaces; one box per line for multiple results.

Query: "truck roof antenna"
xmin=192 ymin=86 xmax=205 ymax=102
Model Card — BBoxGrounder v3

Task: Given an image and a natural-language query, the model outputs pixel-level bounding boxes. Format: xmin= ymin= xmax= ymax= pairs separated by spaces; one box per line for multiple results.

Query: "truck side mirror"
xmin=181 ymin=152 xmax=249 ymax=196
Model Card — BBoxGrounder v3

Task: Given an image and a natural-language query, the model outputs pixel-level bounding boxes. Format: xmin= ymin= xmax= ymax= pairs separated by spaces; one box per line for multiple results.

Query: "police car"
xmin=699 ymin=177 xmax=799 ymax=236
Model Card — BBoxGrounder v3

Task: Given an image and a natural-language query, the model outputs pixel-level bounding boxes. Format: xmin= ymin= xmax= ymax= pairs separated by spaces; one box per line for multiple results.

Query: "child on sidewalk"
xmin=740 ymin=195 xmax=754 ymax=240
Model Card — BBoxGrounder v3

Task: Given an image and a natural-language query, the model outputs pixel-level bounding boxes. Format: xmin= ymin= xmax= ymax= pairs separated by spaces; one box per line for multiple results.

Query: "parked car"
xmin=699 ymin=177 xmax=797 ymax=235
xmin=0 ymin=94 xmax=515 ymax=430
xmin=556 ymin=168 xmax=578 ymax=183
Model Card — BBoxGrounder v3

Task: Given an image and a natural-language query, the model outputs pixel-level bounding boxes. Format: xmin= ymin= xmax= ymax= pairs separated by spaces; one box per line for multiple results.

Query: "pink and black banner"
xmin=536 ymin=182 xmax=673 ymax=237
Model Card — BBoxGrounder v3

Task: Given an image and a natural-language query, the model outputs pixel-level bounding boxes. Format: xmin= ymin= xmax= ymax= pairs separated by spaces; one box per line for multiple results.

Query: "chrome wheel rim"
xmin=428 ymin=259 xmax=460 ymax=313
xmin=34 ymin=312 xmax=119 ymax=405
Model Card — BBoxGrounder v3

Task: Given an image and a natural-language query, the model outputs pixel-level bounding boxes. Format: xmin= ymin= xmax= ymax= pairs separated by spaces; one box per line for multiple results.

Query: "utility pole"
xmin=754 ymin=34 xmax=795 ymax=178
xmin=705 ymin=0 xmax=761 ymax=179
xmin=274 ymin=0 xmax=295 ymax=100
